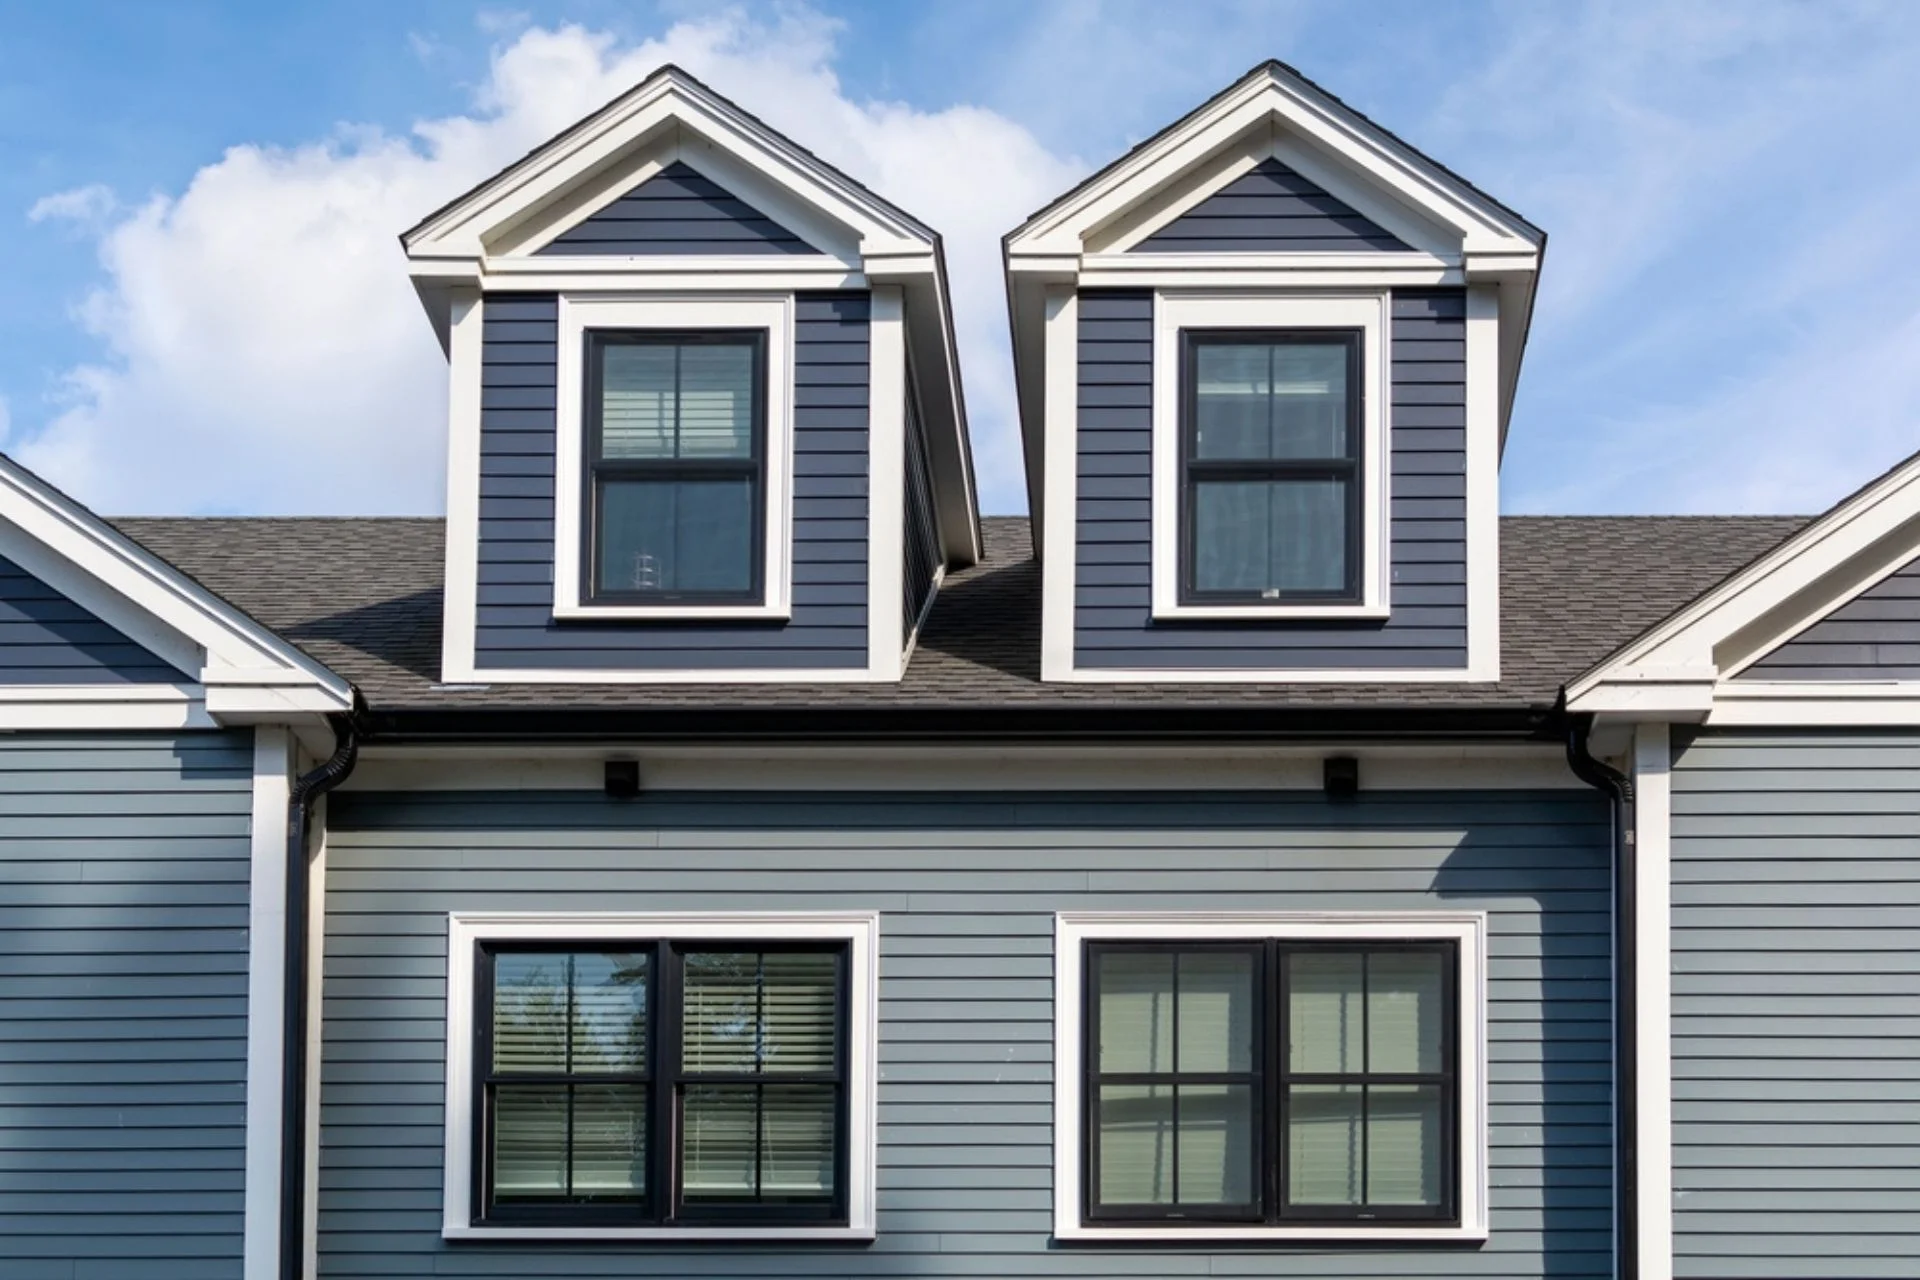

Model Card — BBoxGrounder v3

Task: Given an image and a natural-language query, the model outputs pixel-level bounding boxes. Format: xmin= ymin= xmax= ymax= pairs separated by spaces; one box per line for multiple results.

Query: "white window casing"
xmin=1052 ymin=909 xmax=1490 ymax=1243
xmin=552 ymin=293 xmax=796 ymax=621
xmin=1150 ymin=291 xmax=1390 ymax=621
xmin=441 ymin=910 xmax=880 ymax=1242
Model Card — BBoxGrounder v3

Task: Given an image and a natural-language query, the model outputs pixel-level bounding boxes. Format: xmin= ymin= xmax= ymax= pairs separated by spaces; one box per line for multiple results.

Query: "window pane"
xmin=1098 ymin=1083 xmax=1173 ymax=1205
xmin=569 ymin=952 xmax=649 ymax=1074
xmin=676 ymin=343 xmax=755 ymax=458
xmin=1367 ymin=1084 xmax=1444 ymax=1207
xmin=493 ymin=1084 xmax=568 ymax=1199
xmin=1368 ymin=952 xmax=1446 ymax=1075
xmin=761 ymin=952 xmax=838 ymax=1074
xmin=571 ymin=1085 xmax=648 ymax=1198
xmin=1176 ymin=951 xmax=1255 ymax=1073
xmin=1287 ymin=1084 xmax=1361 ymax=1206
xmin=682 ymin=953 xmax=761 ymax=1073
xmin=1289 ymin=953 xmax=1364 ymax=1074
xmin=599 ymin=344 xmax=677 ymax=459
xmin=1097 ymin=952 xmax=1174 ymax=1074
xmin=597 ymin=478 xmax=754 ymax=596
xmin=1193 ymin=340 xmax=1349 ymax=460
xmin=1176 ymin=1083 xmax=1254 ymax=1205
xmin=761 ymin=1084 xmax=837 ymax=1199
xmin=682 ymin=1084 xmax=758 ymax=1198
xmin=1191 ymin=479 xmax=1347 ymax=596
xmin=492 ymin=954 xmax=570 ymax=1074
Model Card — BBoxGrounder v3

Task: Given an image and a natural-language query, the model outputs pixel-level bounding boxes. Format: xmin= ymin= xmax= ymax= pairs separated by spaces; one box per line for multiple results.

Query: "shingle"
xmin=109 ymin=513 xmax=1806 ymax=713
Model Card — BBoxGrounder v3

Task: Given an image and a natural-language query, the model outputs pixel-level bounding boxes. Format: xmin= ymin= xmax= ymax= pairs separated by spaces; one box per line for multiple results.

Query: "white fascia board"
xmin=1568 ymin=450 xmax=1920 ymax=702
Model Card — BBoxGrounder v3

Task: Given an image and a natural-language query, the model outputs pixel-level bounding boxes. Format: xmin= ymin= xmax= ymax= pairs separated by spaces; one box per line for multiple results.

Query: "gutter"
xmin=280 ymin=711 xmax=361 ymax=1280
xmin=1563 ymin=700 xmax=1635 ymax=1280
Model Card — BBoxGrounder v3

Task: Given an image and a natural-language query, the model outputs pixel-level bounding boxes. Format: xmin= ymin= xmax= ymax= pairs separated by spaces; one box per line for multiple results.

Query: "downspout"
xmin=1564 ymin=701 xmax=1635 ymax=1280
xmin=280 ymin=712 xmax=360 ymax=1280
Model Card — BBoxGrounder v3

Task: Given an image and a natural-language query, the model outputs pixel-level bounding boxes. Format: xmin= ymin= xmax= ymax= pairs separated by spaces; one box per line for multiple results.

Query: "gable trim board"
xmin=0 ymin=454 xmax=352 ymax=729
xmin=1569 ymin=448 xmax=1920 ymax=725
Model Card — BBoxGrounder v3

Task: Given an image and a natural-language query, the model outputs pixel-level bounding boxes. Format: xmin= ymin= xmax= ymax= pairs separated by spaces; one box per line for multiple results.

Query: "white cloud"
xmin=27 ymin=183 xmax=118 ymax=229
xmin=16 ymin=11 xmax=1080 ymax=515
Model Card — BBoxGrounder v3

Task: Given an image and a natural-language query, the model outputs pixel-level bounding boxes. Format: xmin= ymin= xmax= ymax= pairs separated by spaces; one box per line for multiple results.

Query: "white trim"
xmin=302 ymin=794 xmax=328 ymax=1280
xmin=440 ymin=289 xmax=483 ymax=683
xmin=1463 ymin=283 xmax=1501 ymax=680
xmin=1040 ymin=286 xmax=1079 ymax=682
xmin=1051 ymin=910 xmax=1490 ymax=1243
xmin=473 ymin=263 xmax=867 ymax=294
xmin=551 ymin=294 xmax=794 ymax=621
xmin=1632 ymin=724 xmax=1674 ymax=1280
xmin=1049 ymin=664 xmax=1488 ymax=684
xmin=342 ymin=742 xmax=1588 ymax=794
xmin=460 ymin=664 xmax=887 ymax=685
xmin=1149 ymin=291 xmax=1389 ymax=622
xmin=0 ymin=685 xmax=215 ymax=732
xmin=441 ymin=911 xmax=880 ymax=1242
xmin=0 ymin=516 xmax=201 ymax=677
xmin=866 ymin=285 xmax=907 ymax=680
xmin=243 ymin=728 xmax=293 ymax=1280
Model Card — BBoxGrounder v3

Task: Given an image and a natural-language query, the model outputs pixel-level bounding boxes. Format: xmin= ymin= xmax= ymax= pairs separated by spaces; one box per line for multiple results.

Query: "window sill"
xmin=1055 ymin=1223 xmax=1487 ymax=1243
xmin=553 ymin=601 xmax=792 ymax=622
xmin=445 ymin=1224 xmax=875 ymax=1243
xmin=1152 ymin=600 xmax=1390 ymax=622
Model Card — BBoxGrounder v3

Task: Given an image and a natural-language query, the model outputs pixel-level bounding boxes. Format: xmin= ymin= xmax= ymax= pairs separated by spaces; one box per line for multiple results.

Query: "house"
xmin=0 ymin=58 xmax=1913 ymax=1280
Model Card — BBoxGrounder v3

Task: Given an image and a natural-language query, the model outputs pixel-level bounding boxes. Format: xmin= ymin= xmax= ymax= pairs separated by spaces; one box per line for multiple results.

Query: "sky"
xmin=1 ymin=0 xmax=1917 ymax=519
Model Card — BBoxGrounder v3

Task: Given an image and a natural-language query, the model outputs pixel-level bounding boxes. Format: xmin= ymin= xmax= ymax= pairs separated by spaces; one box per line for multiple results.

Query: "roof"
xmin=109 ymin=514 xmax=1806 ymax=721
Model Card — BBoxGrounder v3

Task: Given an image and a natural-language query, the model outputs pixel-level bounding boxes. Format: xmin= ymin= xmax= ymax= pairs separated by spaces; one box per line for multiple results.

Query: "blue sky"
xmin=2 ymin=0 xmax=1917 ymax=518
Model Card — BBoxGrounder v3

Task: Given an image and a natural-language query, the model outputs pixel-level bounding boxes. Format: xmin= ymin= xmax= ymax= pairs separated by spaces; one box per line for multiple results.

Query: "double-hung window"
xmin=585 ymin=332 xmax=767 ymax=605
xmin=1056 ymin=913 xmax=1487 ymax=1241
xmin=445 ymin=913 xmax=878 ymax=1240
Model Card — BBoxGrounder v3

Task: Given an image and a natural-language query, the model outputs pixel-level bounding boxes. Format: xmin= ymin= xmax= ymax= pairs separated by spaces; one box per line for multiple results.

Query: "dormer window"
xmin=587 ymin=332 xmax=767 ymax=605
xmin=1182 ymin=331 xmax=1361 ymax=605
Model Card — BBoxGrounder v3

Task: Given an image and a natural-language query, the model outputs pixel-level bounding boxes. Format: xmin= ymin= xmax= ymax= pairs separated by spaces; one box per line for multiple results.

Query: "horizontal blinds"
xmin=681 ymin=950 xmax=837 ymax=1074
xmin=599 ymin=340 xmax=754 ymax=461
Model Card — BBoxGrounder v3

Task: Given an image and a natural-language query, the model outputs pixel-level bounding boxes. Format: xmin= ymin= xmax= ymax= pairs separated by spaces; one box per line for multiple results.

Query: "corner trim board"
xmin=243 ymin=727 xmax=294 ymax=1280
xmin=1632 ymin=723 xmax=1673 ymax=1280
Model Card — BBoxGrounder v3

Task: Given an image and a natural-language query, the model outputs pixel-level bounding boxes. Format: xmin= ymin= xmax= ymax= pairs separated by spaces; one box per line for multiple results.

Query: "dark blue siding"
xmin=472 ymin=292 xmax=870 ymax=672
xmin=1135 ymin=159 xmax=1412 ymax=253
xmin=1741 ymin=554 xmax=1920 ymax=679
xmin=903 ymin=371 xmax=940 ymax=636
xmin=536 ymin=161 xmax=813 ymax=256
xmin=319 ymin=784 xmax=1611 ymax=1280
xmin=0 ymin=555 xmax=186 ymax=683
xmin=1073 ymin=289 xmax=1469 ymax=670
xmin=0 ymin=730 xmax=253 ymax=1279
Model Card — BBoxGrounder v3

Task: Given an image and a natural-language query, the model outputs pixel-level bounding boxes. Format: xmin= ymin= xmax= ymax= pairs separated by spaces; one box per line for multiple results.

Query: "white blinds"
xmin=599 ymin=341 xmax=753 ymax=460
xmin=681 ymin=951 xmax=837 ymax=1074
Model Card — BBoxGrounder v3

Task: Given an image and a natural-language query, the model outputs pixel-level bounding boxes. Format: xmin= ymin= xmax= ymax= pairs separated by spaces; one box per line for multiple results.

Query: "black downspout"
xmin=280 ymin=714 xmax=360 ymax=1280
xmin=1564 ymin=705 xmax=1635 ymax=1280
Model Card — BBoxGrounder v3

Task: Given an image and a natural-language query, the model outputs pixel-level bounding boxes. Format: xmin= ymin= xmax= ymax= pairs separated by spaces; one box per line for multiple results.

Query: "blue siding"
xmin=472 ymin=292 xmax=870 ymax=672
xmin=318 ymin=785 xmax=1611 ymax=1280
xmin=903 ymin=370 xmax=940 ymax=636
xmin=536 ymin=161 xmax=813 ymax=256
xmin=0 ymin=555 xmax=186 ymax=684
xmin=1670 ymin=730 xmax=1920 ymax=1277
xmin=1135 ymin=160 xmax=1412 ymax=253
xmin=1073 ymin=289 xmax=1469 ymax=670
xmin=0 ymin=730 xmax=253 ymax=1280
xmin=1741 ymin=553 xmax=1920 ymax=679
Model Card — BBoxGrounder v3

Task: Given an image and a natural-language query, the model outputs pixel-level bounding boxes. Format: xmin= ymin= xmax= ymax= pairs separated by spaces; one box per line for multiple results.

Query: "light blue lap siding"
xmin=1135 ymin=159 xmax=1413 ymax=252
xmin=1741 ymin=553 xmax=1920 ymax=679
xmin=1670 ymin=730 xmax=1920 ymax=1279
xmin=0 ymin=554 xmax=186 ymax=683
xmin=472 ymin=291 xmax=870 ymax=672
xmin=0 ymin=730 xmax=253 ymax=1279
xmin=1073 ymin=289 xmax=1468 ymax=670
xmin=535 ymin=160 xmax=813 ymax=256
xmin=320 ymin=785 xmax=1610 ymax=1280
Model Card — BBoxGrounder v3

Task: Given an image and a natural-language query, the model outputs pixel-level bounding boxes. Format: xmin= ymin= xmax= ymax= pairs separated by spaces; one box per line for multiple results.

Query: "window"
xmin=1054 ymin=912 xmax=1486 ymax=1242
xmin=1180 ymin=332 xmax=1361 ymax=604
xmin=1149 ymin=293 xmax=1388 ymax=621
xmin=552 ymin=295 xmax=794 ymax=621
xmin=585 ymin=332 xmax=766 ymax=605
xmin=444 ymin=913 xmax=878 ymax=1241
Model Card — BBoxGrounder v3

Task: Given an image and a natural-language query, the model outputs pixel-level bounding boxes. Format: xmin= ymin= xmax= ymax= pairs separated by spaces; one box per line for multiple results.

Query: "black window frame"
xmin=1082 ymin=938 xmax=1459 ymax=1229
xmin=1177 ymin=328 xmax=1365 ymax=607
xmin=581 ymin=329 xmax=769 ymax=608
xmin=472 ymin=939 xmax=851 ymax=1230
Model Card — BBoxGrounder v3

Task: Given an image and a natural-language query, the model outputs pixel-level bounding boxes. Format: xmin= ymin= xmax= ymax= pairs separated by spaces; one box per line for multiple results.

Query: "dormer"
xmin=404 ymin=67 xmax=979 ymax=684
xmin=1004 ymin=62 xmax=1543 ymax=684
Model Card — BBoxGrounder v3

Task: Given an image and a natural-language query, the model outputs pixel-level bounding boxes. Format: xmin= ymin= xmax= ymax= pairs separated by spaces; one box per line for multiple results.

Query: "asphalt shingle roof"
xmin=110 ymin=514 xmax=1806 ymax=714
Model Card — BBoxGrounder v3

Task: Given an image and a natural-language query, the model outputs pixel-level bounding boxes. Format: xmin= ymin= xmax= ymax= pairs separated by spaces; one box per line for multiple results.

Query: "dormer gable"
xmin=1003 ymin=62 xmax=1541 ymax=686
xmin=405 ymin=67 xmax=979 ymax=686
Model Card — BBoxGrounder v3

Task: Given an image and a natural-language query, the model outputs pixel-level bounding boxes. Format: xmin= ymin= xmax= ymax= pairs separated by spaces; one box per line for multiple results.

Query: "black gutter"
xmin=280 ymin=713 xmax=360 ymax=1280
xmin=1564 ymin=703 xmax=1635 ymax=1280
